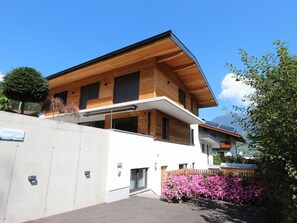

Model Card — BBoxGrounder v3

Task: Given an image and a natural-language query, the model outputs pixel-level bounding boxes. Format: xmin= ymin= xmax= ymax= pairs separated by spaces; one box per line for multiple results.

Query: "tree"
xmin=2 ymin=67 xmax=49 ymax=114
xmin=40 ymin=97 xmax=80 ymax=119
xmin=228 ymin=41 xmax=297 ymax=222
xmin=0 ymin=81 xmax=10 ymax=110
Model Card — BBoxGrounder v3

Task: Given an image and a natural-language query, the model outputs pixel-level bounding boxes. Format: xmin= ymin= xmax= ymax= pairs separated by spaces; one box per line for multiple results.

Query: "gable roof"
xmin=47 ymin=30 xmax=218 ymax=108
xmin=199 ymin=123 xmax=245 ymax=143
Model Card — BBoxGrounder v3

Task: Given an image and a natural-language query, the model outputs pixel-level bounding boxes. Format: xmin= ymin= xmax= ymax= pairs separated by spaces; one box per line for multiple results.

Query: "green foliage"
xmin=2 ymin=67 xmax=49 ymax=114
xmin=0 ymin=82 xmax=10 ymax=110
xmin=0 ymin=95 xmax=10 ymax=110
xmin=213 ymin=154 xmax=257 ymax=165
xmin=228 ymin=41 xmax=297 ymax=222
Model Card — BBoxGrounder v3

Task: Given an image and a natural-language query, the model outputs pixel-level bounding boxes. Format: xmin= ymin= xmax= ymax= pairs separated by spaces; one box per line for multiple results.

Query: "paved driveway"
xmin=27 ymin=196 xmax=267 ymax=223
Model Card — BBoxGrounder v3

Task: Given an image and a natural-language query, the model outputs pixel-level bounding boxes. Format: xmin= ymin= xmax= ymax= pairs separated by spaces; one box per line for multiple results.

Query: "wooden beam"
xmin=198 ymin=100 xmax=215 ymax=105
xmin=189 ymin=86 xmax=208 ymax=93
xmin=157 ymin=51 xmax=184 ymax=63
xmin=173 ymin=63 xmax=196 ymax=72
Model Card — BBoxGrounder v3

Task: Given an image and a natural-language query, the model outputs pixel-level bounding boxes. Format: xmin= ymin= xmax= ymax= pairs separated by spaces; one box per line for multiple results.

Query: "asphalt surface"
xmin=27 ymin=196 xmax=268 ymax=223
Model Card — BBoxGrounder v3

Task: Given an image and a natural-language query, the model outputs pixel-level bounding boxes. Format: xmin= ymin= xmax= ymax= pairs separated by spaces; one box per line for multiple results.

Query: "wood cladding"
xmin=48 ymin=34 xmax=217 ymax=108
xmin=50 ymin=59 xmax=156 ymax=109
xmin=49 ymin=58 xmax=199 ymax=116
xmin=105 ymin=110 xmax=156 ymax=137
xmin=155 ymin=64 xmax=198 ymax=116
xmin=155 ymin=110 xmax=190 ymax=145
xmin=103 ymin=109 xmax=190 ymax=145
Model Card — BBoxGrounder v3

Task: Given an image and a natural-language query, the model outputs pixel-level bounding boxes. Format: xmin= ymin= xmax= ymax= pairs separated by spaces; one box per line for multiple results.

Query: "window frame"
xmin=112 ymin=116 xmax=138 ymax=133
xmin=114 ymin=72 xmax=140 ymax=104
xmin=178 ymin=88 xmax=186 ymax=108
xmin=54 ymin=91 xmax=68 ymax=105
xmin=202 ymin=143 xmax=205 ymax=153
xmin=190 ymin=129 xmax=195 ymax=145
xmin=129 ymin=168 xmax=148 ymax=193
xmin=79 ymin=82 xmax=100 ymax=109
xmin=162 ymin=117 xmax=169 ymax=139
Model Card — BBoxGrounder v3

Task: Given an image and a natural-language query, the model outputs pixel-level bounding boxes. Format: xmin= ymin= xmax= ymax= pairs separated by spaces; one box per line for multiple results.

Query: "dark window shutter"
xmin=54 ymin=91 xmax=68 ymax=105
xmin=79 ymin=82 xmax=99 ymax=109
xmin=114 ymin=72 xmax=140 ymax=103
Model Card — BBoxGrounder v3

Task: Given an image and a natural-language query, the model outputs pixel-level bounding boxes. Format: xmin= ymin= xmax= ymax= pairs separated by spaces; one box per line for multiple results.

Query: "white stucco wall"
xmin=105 ymin=124 xmax=208 ymax=201
xmin=0 ymin=112 xmax=109 ymax=223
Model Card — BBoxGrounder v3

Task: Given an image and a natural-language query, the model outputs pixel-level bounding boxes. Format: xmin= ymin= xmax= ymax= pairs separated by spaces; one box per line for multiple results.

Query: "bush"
xmin=213 ymin=154 xmax=258 ymax=165
xmin=163 ymin=174 xmax=268 ymax=205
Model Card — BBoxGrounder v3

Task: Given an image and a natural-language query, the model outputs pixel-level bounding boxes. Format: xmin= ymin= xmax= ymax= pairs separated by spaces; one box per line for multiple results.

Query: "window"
xmin=79 ymin=82 xmax=99 ymax=109
xmin=190 ymin=129 xmax=195 ymax=145
xmin=178 ymin=88 xmax=186 ymax=108
xmin=191 ymin=97 xmax=194 ymax=112
xmin=162 ymin=118 xmax=169 ymax=139
xmin=54 ymin=91 xmax=68 ymax=105
xmin=112 ymin=116 xmax=138 ymax=133
xmin=114 ymin=72 xmax=140 ymax=104
xmin=130 ymin=168 xmax=147 ymax=193
xmin=79 ymin=120 xmax=105 ymax=129
xmin=179 ymin=163 xmax=187 ymax=169
xmin=202 ymin=143 xmax=205 ymax=153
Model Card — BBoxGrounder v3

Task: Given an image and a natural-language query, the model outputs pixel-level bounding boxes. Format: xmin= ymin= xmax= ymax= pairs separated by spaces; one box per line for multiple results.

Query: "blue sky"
xmin=1 ymin=1 xmax=297 ymax=120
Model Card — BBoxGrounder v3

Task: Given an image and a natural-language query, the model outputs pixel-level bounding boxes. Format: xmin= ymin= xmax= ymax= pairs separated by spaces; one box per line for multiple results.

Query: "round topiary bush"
xmin=2 ymin=67 xmax=49 ymax=113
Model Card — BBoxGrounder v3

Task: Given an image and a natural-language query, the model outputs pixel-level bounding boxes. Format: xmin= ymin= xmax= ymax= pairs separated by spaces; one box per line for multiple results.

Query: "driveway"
xmin=27 ymin=196 xmax=267 ymax=223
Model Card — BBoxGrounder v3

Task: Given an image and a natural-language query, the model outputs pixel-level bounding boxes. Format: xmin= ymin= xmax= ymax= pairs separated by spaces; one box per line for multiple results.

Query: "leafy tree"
xmin=0 ymin=81 xmax=10 ymax=110
xmin=2 ymin=67 xmax=49 ymax=114
xmin=228 ymin=41 xmax=297 ymax=222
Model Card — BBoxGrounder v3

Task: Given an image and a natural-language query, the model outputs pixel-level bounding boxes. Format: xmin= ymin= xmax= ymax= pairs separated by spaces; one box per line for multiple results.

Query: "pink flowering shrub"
xmin=163 ymin=174 xmax=268 ymax=205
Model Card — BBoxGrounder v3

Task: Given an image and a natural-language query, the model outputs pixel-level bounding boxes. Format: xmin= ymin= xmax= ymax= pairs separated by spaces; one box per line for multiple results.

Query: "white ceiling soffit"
xmin=56 ymin=96 xmax=203 ymax=124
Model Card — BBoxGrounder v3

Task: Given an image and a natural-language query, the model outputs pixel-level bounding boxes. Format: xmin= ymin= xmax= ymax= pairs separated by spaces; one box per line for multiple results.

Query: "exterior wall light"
xmin=84 ymin=171 xmax=91 ymax=179
xmin=28 ymin=176 xmax=38 ymax=186
xmin=117 ymin=163 xmax=123 ymax=177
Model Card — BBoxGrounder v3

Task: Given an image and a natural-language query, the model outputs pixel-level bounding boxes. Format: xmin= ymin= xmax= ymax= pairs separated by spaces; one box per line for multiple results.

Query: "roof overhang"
xmin=200 ymin=134 xmax=220 ymax=148
xmin=47 ymin=96 xmax=204 ymax=125
xmin=47 ymin=31 xmax=218 ymax=108
xmin=199 ymin=124 xmax=245 ymax=143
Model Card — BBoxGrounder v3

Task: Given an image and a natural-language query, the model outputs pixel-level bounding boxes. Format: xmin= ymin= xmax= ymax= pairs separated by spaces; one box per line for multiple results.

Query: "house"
xmin=0 ymin=31 xmax=223 ymax=222
xmin=0 ymin=30 xmax=225 ymax=210
xmin=44 ymin=31 xmax=218 ymax=200
xmin=199 ymin=120 xmax=245 ymax=165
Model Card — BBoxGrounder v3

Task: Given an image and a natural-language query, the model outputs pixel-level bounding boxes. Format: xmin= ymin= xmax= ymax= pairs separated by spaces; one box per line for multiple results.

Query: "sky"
xmin=1 ymin=1 xmax=297 ymax=120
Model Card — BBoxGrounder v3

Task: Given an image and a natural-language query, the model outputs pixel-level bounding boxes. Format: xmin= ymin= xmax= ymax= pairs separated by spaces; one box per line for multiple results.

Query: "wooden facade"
xmin=47 ymin=31 xmax=217 ymax=145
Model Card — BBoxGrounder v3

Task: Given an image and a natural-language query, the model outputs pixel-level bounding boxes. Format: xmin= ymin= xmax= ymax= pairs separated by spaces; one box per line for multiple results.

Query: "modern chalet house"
xmin=45 ymin=31 xmax=218 ymax=201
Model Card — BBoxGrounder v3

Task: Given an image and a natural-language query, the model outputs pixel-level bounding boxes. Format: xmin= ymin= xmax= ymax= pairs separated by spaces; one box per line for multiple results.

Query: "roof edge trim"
xmin=47 ymin=30 xmax=173 ymax=80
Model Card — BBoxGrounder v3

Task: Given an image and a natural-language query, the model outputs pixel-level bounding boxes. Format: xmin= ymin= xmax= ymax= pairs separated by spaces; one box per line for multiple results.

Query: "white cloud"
xmin=0 ymin=72 xmax=4 ymax=82
xmin=219 ymin=73 xmax=255 ymax=106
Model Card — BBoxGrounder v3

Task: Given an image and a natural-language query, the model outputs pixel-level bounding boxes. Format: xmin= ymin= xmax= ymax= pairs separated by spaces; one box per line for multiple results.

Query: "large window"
xmin=114 ymin=72 xmax=140 ymax=104
xmin=112 ymin=116 xmax=138 ymax=133
xmin=54 ymin=91 xmax=68 ymax=105
xmin=178 ymin=88 xmax=186 ymax=108
xmin=130 ymin=168 xmax=147 ymax=193
xmin=79 ymin=120 xmax=105 ymax=129
xmin=79 ymin=82 xmax=99 ymax=109
xmin=162 ymin=118 xmax=169 ymax=139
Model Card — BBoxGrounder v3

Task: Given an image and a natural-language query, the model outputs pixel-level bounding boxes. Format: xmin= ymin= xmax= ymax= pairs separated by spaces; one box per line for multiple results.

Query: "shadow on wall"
xmin=187 ymin=198 xmax=268 ymax=223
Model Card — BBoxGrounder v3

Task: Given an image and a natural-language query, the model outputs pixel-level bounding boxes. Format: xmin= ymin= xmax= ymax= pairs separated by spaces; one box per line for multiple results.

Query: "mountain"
xmin=211 ymin=114 xmax=245 ymax=134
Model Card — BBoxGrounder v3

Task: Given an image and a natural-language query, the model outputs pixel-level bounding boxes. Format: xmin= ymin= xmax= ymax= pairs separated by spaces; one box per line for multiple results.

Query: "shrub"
xmin=163 ymin=174 xmax=268 ymax=205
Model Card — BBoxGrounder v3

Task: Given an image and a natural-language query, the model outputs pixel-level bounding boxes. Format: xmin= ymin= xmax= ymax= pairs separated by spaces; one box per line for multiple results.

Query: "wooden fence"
xmin=166 ymin=168 xmax=256 ymax=178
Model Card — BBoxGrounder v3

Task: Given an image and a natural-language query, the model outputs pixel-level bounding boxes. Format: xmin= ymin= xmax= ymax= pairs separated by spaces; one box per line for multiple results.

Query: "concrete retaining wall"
xmin=0 ymin=112 xmax=109 ymax=223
